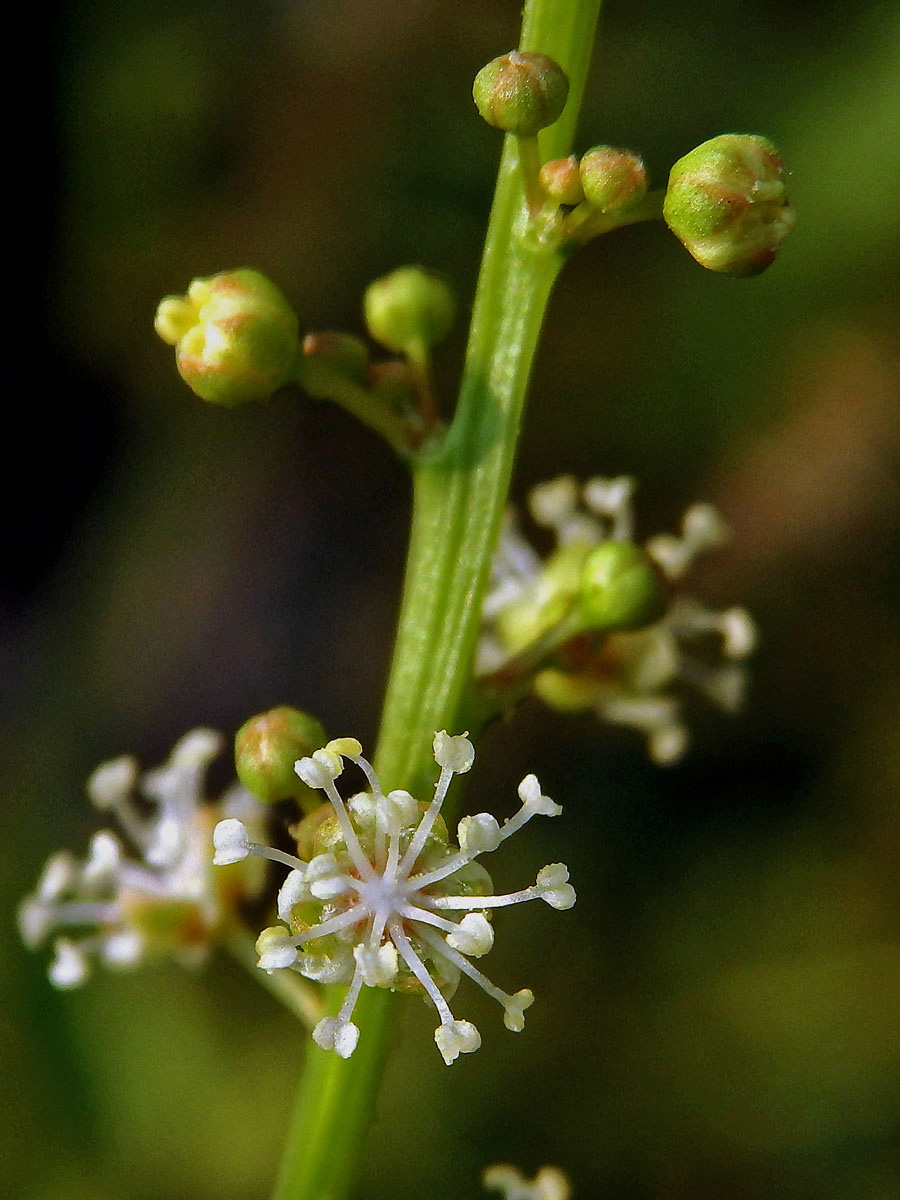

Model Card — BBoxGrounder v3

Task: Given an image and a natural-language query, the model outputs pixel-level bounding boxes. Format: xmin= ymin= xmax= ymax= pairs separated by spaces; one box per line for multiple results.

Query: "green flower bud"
xmin=662 ymin=134 xmax=795 ymax=275
xmin=300 ymin=331 xmax=370 ymax=399
xmin=579 ymin=146 xmax=647 ymax=213
xmin=363 ymin=266 xmax=455 ymax=354
xmin=154 ymin=269 xmax=299 ymax=405
xmin=235 ymin=706 xmax=327 ymax=805
xmin=579 ymin=541 xmax=666 ymax=632
xmin=539 ymin=156 xmax=585 ymax=206
xmin=472 ymin=51 xmax=569 ymax=138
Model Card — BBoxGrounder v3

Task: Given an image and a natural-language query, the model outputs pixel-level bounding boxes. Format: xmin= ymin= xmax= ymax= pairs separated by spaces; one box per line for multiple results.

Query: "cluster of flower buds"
xmin=212 ymin=731 xmax=575 ymax=1064
xmin=18 ymin=730 xmax=268 ymax=988
xmin=472 ymin=52 xmax=793 ymax=270
xmin=483 ymin=1165 xmax=571 ymax=1200
xmin=156 ymin=265 xmax=456 ymax=452
xmin=477 ymin=477 xmax=756 ymax=765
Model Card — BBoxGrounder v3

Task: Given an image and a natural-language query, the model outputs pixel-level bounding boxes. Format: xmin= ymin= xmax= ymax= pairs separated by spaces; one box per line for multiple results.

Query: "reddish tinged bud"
xmin=235 ymin=707 xmax=327 ymax=805
xmin=539 ymin=156 xmax=585 ymax=206
xmin=472 ymin=51 xmax=569 ymax=138
xmin=300 ymin=332 xmax=369 ymax=398
xmin=154 ymin=269 xmax=299 ymax=405
xmin=663 ymin=134 xmax=795 ymax=274
xmin=579 ymin=146 xmax=648 ymax=213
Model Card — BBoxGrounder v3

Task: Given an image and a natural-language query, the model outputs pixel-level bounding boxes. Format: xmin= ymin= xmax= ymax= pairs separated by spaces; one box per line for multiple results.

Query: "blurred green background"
xmin=5 ymin=1 xmax=900 ymax=1196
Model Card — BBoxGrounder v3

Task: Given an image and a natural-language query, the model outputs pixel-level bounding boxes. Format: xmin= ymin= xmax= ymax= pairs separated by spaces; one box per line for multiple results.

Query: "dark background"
xmin=5 ymin=1 xmax=900 ymax=1197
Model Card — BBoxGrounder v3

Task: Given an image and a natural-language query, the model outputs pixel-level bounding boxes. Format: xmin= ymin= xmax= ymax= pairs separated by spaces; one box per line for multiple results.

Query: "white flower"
xmin=477 ymin=475 xmax=756 ymax=764
xmin=219 ymin=733 xmax=575 ymax=1065
xmin=19 ymin=729 xmax=267 ymax=987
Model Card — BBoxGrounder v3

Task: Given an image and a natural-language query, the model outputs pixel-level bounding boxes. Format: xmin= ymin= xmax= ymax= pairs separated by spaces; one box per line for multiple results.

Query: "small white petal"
xmin=295 ymin=749 xmax=343 ymax=789
xmin=648 ymin=724 xmax=689 ymax=765
xmin=434 ymin=1019 xmax=481 ymax=1065
xmin=721 ymin=607 xmax=757 ymax=658
xmin=256 ymin=926 xmax=299 ymax=971
xmin=433 ymin=731 xmax=475 ymax=774
xmin=517 ymin=775 xmax=562 ymax=817
xmin=306 ymin=853 xmax=350 ymax=900
xmin=17 ymin=897 xmax=53 ymax=948
xmin=324 ymin=737 xmax=362 ymax=758
xmin=82 ymin=832 xmax=122 ymax=885
xmin=353 ymin=941 xmax=398 ymax=986
xmin=313 ymin=1016 xmax=359 ymax=1058
xmin=458 ymin=813 xmax=502 ymax=855
xmin=446 ymin=913 xmax=494 ymax=957
xmin=86 ymin=756 xmax=138 ymax=810
xmin=49 ymin=939 xmax=90 ymax=989
xmin=277 ymin=868 xmax=310 ymax=922
xmin=297 ymin=949 xmax=355 ymax=985
xmin=537 ymin=863 xmax=576 ymax=910
xmin=502 ymin=988 xmax=534 ymax=1032
xmin=145 ymin=815 xmax=185 ymax=869
xmin=101 ymin=928 xmax=144 ymax=968
xmin=386 ymin=789 xmax=418 ymax=828
xmin=212 ymin=818 xmax=251 ymax=865
xmin=682 ymin=502 xmax=729 ymax=549
xmin=36 ymin=851 xmax=78 ymax=901
xmin=528 ymin=476 xmax=578 ymax=527
xmin=483 ymin=1164 xmax=571 ymax=1200
xmin=170 ymin=727 xmax=224 ymax=768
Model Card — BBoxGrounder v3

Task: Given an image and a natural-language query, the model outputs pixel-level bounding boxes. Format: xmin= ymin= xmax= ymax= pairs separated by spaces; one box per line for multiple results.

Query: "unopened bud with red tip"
xmin=663 ymin=134 xmax=795 ymax=274
xmin=154 ymin=270 xmax=300 ymax=405
xmin=579 ymin=146 xmax=647 ymax=213
xmin=299 ymin=332 xmax=369 ymax=399
xmin=235 ymin=706 xmax=327 ymax=805
xmin=579 ymin=541 xmax=667 ymax=632
xmin=364 ymin=266 xmax=455 ymax=355
xmin=472 ymin=51 xmax=569 ymax=138
xmin=539 ymin=156 xmax=585 ymax=206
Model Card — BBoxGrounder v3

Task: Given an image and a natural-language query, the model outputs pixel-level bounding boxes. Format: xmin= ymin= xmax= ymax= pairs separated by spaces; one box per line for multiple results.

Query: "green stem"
xmin=273 ymin=3 xmax=603 ymax=1197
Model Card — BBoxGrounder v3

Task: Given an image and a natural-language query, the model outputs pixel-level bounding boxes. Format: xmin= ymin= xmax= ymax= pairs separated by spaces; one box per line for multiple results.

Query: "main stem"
xmin=274 ymin=4 xmax=602 ymax=1197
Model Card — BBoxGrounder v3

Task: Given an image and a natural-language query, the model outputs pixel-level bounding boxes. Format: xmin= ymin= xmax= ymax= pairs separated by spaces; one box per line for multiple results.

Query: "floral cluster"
xmin=212 ymin=731 xmax=575 ymax=1064
xmin=18 ymin=729 xmax=267 ymax=988
xmin=477 ymin=476 xmax=755 ymax=764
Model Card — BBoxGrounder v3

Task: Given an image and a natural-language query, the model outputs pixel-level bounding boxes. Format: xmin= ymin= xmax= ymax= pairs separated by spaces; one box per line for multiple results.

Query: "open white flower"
xmin=19 ymin=729 xmax=267 ymax=987
xmin=478 ymin=475 xmax=755 ymax=764
xmin=214 ymin=731 xmax=575 ymax=1064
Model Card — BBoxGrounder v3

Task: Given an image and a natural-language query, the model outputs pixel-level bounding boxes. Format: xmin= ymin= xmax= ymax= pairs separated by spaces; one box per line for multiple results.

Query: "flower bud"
xmin=155 ymin=269 xmax=300 ymax=405
xmin=539 ymin=156 xmax=585 ymax=206
xmin=579 ymin=541 xmax=666 ymax=632
xmin=579 ymin=146 xmax=647 ymax=212
xmin=300 ymin=332 xmax=369 ymax=399
xmin=363 ymin=266 xmax=455 ymax=354
xmin=662 ymin=134 xmax=795 ymax=274
xmin=235 ymin=706 xmax=327 ymax=805
xmin=472 ymin=51 xmax=569 ymax=138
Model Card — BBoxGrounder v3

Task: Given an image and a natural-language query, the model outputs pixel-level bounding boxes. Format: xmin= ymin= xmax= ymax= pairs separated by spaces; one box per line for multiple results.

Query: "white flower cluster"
xmin=483 ymin=1164 xmax=571 ymax=1200
xmin=213 ymin=731 xmax=575 ymax=1064
xmin=478 ymin=475 xmax=756 ymax=764
xmin=18 ymin=729 xmax=266 ymax=988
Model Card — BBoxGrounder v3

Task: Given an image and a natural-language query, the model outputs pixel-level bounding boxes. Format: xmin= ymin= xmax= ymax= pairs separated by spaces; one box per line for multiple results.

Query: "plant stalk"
xmin=273 ymin=3 xmax=603 ymax=1196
